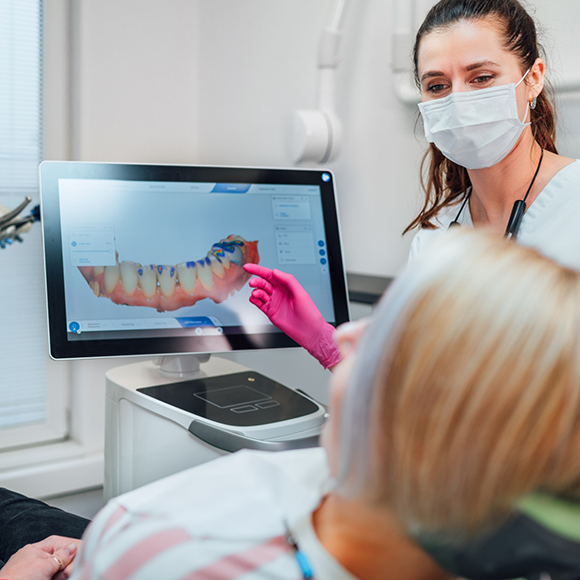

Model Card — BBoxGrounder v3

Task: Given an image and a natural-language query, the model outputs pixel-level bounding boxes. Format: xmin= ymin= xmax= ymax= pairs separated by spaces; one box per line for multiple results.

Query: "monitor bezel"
xmin=40 ymin=161 xmax=350 ymax=360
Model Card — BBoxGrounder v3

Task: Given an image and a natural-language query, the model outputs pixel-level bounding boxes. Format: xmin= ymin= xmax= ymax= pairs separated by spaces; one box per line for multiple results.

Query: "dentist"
xmin=245 ymin=0 xmax=580 ymax=370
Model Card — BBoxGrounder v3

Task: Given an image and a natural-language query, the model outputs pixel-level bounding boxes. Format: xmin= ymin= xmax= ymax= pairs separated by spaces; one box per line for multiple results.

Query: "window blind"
xmin=0 ymin=0 xmax=46 ymax=431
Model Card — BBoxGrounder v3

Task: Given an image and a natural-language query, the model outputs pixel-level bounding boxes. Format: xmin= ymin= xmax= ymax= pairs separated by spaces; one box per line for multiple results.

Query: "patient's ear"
xmin=334 ymin=318 xmax=370 ymax=355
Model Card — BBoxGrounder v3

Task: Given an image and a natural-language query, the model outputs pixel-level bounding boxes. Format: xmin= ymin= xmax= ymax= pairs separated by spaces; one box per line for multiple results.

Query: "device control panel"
xmin=137 ymin=371 xmax=319 ymax=427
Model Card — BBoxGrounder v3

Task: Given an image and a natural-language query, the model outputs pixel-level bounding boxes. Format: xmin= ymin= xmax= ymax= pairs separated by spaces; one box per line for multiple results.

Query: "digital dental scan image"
xmin=77 ymin=235 xmax=259 ymax=312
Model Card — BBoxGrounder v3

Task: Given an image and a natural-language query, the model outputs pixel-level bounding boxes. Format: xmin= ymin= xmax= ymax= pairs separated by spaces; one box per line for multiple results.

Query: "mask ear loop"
xmin=515 ymin=67 xmax=536 ymax=125
xmin=516 ymin=68 xmax=531 ymax=87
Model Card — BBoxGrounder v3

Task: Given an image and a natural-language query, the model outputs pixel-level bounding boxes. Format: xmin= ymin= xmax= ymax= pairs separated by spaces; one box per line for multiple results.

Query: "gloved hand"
xmin=244 ymin=263 xmax=342 ymax=369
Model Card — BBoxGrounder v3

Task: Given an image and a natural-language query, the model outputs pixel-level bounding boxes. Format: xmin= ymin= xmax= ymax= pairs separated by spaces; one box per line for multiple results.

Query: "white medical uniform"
xmin=409 ymin=159 xmax=580 ymax=270
xmin=71 ymin=448 xmax=356 ymax=580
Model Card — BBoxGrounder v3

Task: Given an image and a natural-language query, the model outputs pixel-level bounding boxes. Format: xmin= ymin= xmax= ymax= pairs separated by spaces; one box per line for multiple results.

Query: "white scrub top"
xmin=409 ymin=159 xmax=580 ymax=270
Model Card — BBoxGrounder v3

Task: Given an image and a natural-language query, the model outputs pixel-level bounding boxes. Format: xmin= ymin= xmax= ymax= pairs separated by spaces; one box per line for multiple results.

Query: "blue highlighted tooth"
xmin=205 ymin=256 xmax=211 ymax=265
xmin=186 ymin=261 xmax=196 ymax=268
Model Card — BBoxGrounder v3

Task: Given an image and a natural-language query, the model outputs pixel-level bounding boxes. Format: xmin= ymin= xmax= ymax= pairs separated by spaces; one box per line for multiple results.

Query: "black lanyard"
xmin=449 ymin=149 xmax=544 ymax=240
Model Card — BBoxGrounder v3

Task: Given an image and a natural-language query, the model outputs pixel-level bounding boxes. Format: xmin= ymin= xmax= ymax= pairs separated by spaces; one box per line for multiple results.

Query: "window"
xmin=0 ymin=0 xmax=68 ymax=450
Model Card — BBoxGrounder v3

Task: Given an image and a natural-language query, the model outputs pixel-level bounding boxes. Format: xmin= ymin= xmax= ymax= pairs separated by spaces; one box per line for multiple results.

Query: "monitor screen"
xmin=40 ymin=162 xmax=349 ymax=359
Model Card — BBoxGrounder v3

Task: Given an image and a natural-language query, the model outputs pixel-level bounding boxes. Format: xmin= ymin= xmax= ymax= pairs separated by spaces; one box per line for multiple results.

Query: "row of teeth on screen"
xmin=90 ymin=236 xmax=247 ymax=299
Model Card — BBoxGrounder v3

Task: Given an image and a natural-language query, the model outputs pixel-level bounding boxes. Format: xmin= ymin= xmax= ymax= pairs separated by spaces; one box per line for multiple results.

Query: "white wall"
xmin=534 ymin=1 xmax=580 ymax=157
xmin=54 ymin=0 xmax=580 ymax=275
xmin=73 ymin=0 xmax=201 ymax=164
xmin=66 ymin=0 xmax=425 ymax=278
xmin=193 ymin=0 xmax=580 ymax=277
xmin=197 ymin=0 xmax=422 ymax=277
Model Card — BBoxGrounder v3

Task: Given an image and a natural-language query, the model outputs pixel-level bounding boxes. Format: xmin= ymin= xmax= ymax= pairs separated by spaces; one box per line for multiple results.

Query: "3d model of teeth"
xmin=78 ymin=235 xmax=259 ymax=312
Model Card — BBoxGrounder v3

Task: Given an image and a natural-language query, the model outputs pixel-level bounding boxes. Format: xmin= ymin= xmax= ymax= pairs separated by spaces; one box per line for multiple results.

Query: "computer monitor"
xmin=40 ymin=162 xmax=349 ymax=360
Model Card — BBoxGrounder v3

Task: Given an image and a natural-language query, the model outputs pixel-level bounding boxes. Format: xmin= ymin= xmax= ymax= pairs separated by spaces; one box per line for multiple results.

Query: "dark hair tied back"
xmin=405 ymin=0 xmax=557 ymax=233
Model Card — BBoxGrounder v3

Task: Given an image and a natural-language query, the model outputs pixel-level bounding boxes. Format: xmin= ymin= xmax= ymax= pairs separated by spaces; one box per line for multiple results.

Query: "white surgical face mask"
xmin=418 ymin=70 xmax=531 ymax=169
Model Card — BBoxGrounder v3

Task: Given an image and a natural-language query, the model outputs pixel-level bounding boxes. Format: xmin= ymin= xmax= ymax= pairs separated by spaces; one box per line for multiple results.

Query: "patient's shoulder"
xmin=75 ymin=448 xmax=329 ymax=579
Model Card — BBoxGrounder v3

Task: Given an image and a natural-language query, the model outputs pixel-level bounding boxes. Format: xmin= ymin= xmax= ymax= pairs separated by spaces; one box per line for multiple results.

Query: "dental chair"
xmin=416 ymin=492 xmax=580 ymax=580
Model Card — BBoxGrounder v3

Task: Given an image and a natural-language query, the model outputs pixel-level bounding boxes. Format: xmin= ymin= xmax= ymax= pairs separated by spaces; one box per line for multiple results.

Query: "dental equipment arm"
xmin=0 ymin=196 xmax=40 ymax=249
xmin=290 ymin=0 xmax=351 ymax=164
xmin=244 ymin=263 xmax=342 ymax=370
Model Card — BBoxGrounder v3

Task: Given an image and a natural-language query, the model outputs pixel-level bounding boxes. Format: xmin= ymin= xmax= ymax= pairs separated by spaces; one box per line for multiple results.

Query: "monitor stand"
xmin=156 ymin=354 xmax=212 ymax=379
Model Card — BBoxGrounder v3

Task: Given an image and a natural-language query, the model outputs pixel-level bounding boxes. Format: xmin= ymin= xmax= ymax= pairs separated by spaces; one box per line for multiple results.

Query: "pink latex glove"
xmin=244 ymin=263 xmax=342 ymax=369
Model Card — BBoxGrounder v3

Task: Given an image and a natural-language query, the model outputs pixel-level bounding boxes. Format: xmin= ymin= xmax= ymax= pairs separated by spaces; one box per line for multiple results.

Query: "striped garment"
xmin=70 ymin=448 xmax=356 ymax=580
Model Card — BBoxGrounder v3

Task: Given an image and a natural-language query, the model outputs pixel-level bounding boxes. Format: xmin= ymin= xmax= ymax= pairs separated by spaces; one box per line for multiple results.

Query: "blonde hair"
xmin=338 ymin=230 xmax=580 ymax=535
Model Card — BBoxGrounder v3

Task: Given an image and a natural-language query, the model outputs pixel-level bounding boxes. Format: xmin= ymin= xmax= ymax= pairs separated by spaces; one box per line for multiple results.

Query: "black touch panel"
xmin=137 ymin=371 xmax=319 ymax=427
xmin=40 ymin=161 xmax=349 ymax=360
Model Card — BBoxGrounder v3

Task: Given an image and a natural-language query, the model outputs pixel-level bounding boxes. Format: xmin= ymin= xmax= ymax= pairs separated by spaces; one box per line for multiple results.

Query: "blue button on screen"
xmin=319 ymin=249 xmax=326 ymax=256
xmin=318 ymin=240 xmax=325 ymax=247
xmin=211 ymin=183 xmax=251 ymax=194
xmin=175 ymin=316 xmax=215 ymax=328
xmin=320 ymin=258 xmax=327 ymax=265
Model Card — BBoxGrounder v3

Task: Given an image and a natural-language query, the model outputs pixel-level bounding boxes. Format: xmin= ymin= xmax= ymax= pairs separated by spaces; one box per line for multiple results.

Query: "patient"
xmin=3 ymin=230 xmax=580 ymax=580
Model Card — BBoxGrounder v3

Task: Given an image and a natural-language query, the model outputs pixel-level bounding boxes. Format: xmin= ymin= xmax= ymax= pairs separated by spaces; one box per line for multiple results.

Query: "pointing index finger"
xmin=243 ymin=263 xmax=273 ymax=280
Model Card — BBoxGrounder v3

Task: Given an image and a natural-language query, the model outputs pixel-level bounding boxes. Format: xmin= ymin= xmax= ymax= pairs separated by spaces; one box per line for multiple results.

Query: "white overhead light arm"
xmin=329 ymin=0 xmax=349 ymax=31
xmin=289 ymin=0 xmax=351 ymax=165
xmin=392 ymin=0 xmax=421 ymax=105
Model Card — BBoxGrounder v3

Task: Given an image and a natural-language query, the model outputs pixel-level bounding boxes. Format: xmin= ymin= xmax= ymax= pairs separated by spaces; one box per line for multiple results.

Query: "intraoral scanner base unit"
xmin=104 ymin=357 xmax=326 ymax=500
